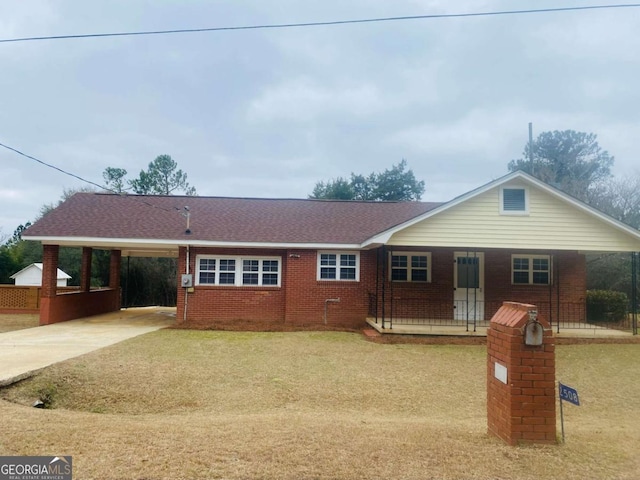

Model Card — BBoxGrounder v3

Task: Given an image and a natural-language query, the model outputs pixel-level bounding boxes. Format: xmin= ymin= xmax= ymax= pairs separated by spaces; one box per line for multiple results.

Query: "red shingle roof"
xmin=24 ymin=193 xmax=441 ymax=246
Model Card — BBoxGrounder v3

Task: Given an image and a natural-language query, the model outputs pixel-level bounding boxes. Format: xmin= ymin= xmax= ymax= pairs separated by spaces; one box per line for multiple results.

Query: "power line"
xmin=0 ymin=141 xmax=109 ymax=192
xmin=1 ymin=3 xmax=639 ymax=44
xmin=0 ymin=140 xmax=183 ymax=214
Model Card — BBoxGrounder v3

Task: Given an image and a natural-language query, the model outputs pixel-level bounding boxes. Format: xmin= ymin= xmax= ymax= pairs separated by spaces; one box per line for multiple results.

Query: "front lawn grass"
xmin=1 ymin=330 xmax=639 ymax=479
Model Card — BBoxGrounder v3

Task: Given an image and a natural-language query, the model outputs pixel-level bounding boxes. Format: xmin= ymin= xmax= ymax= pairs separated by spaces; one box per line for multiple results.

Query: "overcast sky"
xmin=1 ymin=1 xmax=639 ymax=236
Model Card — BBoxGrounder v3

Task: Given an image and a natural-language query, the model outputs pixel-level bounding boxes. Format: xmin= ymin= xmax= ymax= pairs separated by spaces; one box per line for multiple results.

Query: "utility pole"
xmin=528 ymin=122 xmax=534 ymax=175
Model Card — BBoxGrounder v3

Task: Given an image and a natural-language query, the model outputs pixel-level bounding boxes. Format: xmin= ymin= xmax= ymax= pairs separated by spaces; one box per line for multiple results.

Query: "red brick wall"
xmin=484 ymin=250 xmax=586 ymax=322
xmin=80 ymin=247 xmax=92 ymax=292
xmin=176 ymin=247 xmax=286 ymax=329
xmin=377 ymin=247 xmax=454 ymax=319
xmin=176 ymin=247 xmax=376 ymax=330
xmin=283 ymin=249 xmax=377 ymax=329
xmin=40 ymin=289 xmax=121 ymax=325
xmin=109 ymin=250 xmax=122 ymax=289
xmin=175 ymin=246 xmax=588 ymax=330
xmin=41 ymin=245 xmax=59 ymax=299
xmin=374 ymin=248 xmax=586 ymax=322
xmin=487 ymin=302 xmax=556 ymax=445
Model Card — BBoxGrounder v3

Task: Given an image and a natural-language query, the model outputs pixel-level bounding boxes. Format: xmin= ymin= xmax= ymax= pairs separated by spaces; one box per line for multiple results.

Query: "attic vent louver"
xmin=502 ymin=188 xmax=526 ymax=212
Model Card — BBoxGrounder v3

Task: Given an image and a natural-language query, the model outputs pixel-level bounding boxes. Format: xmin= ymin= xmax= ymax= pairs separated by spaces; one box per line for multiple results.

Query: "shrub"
xmin=586 ymin=290 xmax=628 ymax=322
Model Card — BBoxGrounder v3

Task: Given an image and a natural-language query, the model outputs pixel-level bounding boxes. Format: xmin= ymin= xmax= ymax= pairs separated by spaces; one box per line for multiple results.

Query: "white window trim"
xmin=317 ymin=251 xmax=360 ymax=282
xmin=500 ymin=186 xmax=529 ymax=215
xmin=195 ymin=254 xmax=281 ymax=287
xmin=389 ymin=251 xmax=432 ymax=283
xmin=511 ymin=254 xmax=552 ymax=285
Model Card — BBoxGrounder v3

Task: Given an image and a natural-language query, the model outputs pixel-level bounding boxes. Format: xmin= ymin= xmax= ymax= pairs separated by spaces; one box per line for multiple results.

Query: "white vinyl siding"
xmin=317 ymin=252 xmax=360 ymax=281
xmin=196 ymin=255 xmax=281 ymax=287
xmin=387 ymin=182 xmax=640 ymax=252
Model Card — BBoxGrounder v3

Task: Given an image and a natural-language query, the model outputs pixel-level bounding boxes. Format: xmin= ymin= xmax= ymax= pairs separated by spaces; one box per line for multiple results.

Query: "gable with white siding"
xmin=381 ymin=174 xmax=640 ymax=252
xmin=10 ymin=263 xmax=71 ymax=286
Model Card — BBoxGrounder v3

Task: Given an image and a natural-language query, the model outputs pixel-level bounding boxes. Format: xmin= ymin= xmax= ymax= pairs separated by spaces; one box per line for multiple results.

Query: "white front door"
xmin=453 ymin=252 xmax=485 ymax=321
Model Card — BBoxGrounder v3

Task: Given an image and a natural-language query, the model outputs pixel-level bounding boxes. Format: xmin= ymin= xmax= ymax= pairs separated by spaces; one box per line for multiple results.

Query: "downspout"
xmin=183 ymin=245 xmax=190 ymax=324
xmin=181 ymin=206 xmax=192 ymax=325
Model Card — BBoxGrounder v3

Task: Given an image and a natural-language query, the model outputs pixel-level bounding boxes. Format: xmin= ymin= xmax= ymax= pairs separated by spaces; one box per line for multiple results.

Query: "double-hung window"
xmin=512 ymin=254 xmax=551 ymax=285
xmin=243 ymin=259 xmax=279 ymax=286
xmin=198 ymin=258 xmax=217 ymax=285
xmin=219 ymin=259 xmax=236 ymax=285
xmin=390 ymin=252 xmax=431 ymax=282
xmin=318 ymin=252 xmax=359 ymax=281
xmin=196 ymin=255 xmax=281 ymax=287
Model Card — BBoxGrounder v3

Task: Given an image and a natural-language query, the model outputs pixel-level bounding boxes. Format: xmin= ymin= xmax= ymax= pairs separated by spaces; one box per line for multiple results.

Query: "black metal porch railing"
xmin=368 ymin=291 xmax=377 ymax=318
xmin=367 ymin=294 xmax=634 ymax=333
xmin=391 ymin=298 xmax=496 ymax=328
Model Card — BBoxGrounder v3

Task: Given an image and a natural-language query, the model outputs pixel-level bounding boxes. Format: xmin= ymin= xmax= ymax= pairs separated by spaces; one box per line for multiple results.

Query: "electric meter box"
xmin=181 ymin=274 xmax=193 ymax=288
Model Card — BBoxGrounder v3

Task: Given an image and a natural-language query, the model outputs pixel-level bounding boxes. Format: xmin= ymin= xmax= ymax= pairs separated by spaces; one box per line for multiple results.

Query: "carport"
xmin=22 ymin=192 xmax=187 ymax=326
xmin=34 ymin=242 xmax=177 ymax=325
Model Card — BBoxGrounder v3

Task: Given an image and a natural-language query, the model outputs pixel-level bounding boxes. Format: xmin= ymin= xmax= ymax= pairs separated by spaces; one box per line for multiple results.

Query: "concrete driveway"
xmin=0 ymin=307 xmax=175 ymax=386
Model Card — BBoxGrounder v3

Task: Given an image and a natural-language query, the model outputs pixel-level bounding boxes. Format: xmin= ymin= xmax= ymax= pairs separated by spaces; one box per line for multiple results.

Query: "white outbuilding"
xmin=10 ymin=263 xmax=71 ymax=287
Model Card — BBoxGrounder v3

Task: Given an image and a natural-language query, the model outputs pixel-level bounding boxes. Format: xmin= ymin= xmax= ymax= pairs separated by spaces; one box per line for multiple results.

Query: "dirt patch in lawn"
xmin=1 ymin=331 xmax=639 ymax=479
xmin=0 ymin=314 xmax=39 ymax=333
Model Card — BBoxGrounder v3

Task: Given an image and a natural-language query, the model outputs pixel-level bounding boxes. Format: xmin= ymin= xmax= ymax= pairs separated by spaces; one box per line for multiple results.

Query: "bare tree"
xmin=585 ymin=172 xmax=640 ymax=301
xmin=587 ymin=173 xmax=640 ymax=229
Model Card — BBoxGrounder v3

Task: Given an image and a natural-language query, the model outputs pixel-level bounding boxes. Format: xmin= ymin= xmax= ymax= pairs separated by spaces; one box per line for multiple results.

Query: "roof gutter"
xmin=21 ymin=235 xmax=365 ymax=252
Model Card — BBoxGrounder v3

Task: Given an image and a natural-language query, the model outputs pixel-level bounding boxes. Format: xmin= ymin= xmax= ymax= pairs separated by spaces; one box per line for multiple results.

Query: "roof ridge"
xmin=89 ymin=192 xmax=442 ymax=205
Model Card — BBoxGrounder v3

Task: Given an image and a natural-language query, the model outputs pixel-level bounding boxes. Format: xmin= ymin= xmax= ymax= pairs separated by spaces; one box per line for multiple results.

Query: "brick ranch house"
xmin=22 ymin=171 xmax=640 ymax=332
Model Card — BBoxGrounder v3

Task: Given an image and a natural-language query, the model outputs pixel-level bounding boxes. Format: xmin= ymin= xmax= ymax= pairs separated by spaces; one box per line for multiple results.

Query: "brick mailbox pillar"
xmin=487 ymin=302 xmax=557 ymax=445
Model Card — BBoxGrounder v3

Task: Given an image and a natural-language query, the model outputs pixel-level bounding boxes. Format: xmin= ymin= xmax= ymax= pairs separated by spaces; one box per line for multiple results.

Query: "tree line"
xmin=1 ymin=131 xmax=639 ymax=306
xmin=0 ymin=155 xmax=195 ymax=306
